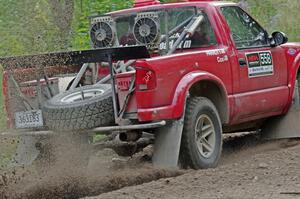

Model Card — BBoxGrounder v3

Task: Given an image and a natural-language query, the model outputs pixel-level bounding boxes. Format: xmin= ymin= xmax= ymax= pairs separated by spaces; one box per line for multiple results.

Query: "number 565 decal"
xmin=246 ymin=51 xmax=274 ymax=78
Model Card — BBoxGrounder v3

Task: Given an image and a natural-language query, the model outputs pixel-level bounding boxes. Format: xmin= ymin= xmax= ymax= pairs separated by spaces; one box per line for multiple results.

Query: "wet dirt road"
xmin=1 ymin=134 xmax=299 ymax=199
xmin=86 ymin=136 xmax=300 ymax=199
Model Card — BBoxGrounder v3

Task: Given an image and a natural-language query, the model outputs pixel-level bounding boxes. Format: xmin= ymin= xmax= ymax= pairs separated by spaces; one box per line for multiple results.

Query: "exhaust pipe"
xmin=119 ymin=132 xmax=142 ymax=142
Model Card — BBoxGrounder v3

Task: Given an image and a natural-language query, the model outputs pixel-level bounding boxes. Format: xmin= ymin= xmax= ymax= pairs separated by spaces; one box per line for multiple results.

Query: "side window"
xmin=191 ymin=14 xmax=217 ymax=48
xmin=221 ymin=6 xmax=269 ymax=49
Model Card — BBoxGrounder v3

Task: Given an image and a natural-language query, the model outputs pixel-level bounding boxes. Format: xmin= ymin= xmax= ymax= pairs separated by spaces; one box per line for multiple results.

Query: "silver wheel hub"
xmin=61 ymin=88 xmax=104 ymax=103
xmin=195 ymin=114 xmax=216 ymax=158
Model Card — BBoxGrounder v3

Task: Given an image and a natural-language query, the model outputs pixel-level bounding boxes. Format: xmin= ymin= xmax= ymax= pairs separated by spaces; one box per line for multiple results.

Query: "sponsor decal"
xmin=143 ymin=71 xmax=153 ymax=84
xmin=246 ymin=51 xmax=274 ymax=78
xmin=206 ymin=49 xmax=226 ymax=56
xmin=159 ymin=39 xmax=191 ymax=50
xmin=217 ymin=55 xmax=228 ymax=63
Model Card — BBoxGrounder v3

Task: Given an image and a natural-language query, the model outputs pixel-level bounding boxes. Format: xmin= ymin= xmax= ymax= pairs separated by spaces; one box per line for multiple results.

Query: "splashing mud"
xmin=0 ymin=133 xmax=184 ymax=199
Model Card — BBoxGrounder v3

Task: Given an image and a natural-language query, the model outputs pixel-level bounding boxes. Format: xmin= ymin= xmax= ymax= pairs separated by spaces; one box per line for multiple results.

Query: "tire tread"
xmin=42 ymin=85 xmax=114 ymax=131
xmin=180 ymin=97 xmax=222 ymax=169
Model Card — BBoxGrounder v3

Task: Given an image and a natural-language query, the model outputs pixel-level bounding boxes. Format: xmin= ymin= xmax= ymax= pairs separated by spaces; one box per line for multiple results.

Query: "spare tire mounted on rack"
xmin=42 ymin=84 xmax=114 ymax=131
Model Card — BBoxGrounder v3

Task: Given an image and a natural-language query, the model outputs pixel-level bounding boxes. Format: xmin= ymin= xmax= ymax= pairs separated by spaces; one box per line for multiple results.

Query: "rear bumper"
xmin=91 ymin=120 xmax=166 ymax=133
xmin=1 ymin=121 xmax=167 ymax=137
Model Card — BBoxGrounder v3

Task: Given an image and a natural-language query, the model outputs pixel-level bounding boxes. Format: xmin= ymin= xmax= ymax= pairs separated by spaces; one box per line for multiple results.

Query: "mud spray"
xmin=0 ymin=133 xmax=184 ymax=199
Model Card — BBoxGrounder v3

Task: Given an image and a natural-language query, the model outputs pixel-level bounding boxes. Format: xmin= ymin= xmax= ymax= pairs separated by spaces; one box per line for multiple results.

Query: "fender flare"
xmin=171 ymin=71 xmax=230 ymax=124
xmin=286 ymin=53 xmax=300 ymax=112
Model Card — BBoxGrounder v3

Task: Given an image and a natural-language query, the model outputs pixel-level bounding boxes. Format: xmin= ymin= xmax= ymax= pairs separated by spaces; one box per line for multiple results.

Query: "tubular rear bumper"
xmin=91 ymin=120 xmax=166 ymax=133
xmin=1 ymin=121 xmax=167 ymax=137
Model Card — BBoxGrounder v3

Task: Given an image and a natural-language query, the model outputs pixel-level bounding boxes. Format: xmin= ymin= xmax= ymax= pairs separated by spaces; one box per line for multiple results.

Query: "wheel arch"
xmin=173 ymin=71 xmax=229 ymax=124
xmin=285 ymin=53 xmax=300 ymax=112
xmin=189 ymin=80 xmax=228 ymax=124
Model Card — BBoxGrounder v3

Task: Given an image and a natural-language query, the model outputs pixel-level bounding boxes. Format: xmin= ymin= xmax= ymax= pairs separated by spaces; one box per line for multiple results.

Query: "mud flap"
xmin=263 ymin=80 xmax=300 ymax=140
xmin=152 ymin=116 xmax=184 ymax=168
xmin=263 ymin=107 xmax=300 ymax=139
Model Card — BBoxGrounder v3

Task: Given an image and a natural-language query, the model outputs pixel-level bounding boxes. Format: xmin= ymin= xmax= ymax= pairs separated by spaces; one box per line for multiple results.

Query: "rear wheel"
xmin=180 ymin=97 xmax=222 ymax=169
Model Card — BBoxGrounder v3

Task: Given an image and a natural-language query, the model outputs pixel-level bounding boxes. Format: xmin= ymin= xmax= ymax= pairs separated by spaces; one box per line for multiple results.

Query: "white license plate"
xmin=15 ymin=110 xmax=44 ymax=129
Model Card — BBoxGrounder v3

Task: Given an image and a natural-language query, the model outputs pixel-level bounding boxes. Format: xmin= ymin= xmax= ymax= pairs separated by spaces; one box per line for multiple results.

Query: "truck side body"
xmin=114 ymin=1 xmax=300 ymax=131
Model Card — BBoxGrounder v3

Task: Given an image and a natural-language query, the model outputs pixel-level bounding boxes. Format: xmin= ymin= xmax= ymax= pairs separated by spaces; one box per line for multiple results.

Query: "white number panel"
xmin=246 ymin=51 xmax=274 ymax=78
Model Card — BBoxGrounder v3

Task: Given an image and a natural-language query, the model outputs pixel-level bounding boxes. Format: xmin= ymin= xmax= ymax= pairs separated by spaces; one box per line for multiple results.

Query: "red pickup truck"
xmin=2 ymin=0 xmax=300 ymax=169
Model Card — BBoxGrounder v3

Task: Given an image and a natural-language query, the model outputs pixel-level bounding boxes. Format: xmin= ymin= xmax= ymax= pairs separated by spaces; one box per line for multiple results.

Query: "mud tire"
xmin=180 ymin=97 xmax=222 ymax=169
xmin=42 ymin=84 xmax=114 ymax=131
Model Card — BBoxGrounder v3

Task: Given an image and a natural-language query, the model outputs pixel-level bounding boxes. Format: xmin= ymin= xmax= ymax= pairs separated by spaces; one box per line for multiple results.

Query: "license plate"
xmin=116 ymin=71 xmax=135 ymax=91
xmin=15 ymin=110 xmax=44 ymax=129
xmin=117 ymin=77 xmax=131 ymax=91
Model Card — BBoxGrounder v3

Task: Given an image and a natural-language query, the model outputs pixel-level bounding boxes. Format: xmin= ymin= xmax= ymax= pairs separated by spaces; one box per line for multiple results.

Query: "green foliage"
xmin=73 ymin=0 xmax=133 ymax=49
xmin=71 ymin=0 xmax=133 ymax=50
xmin=0 ymin=0 xmax=299 ymax=56
xmin=233 ymin=0 xmax=300 ymax=42
xmin=0 ymin=0 xmax=65 ymax=57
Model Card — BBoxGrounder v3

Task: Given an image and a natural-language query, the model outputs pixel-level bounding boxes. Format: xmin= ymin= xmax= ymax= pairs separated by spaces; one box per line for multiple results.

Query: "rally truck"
xmin=1 ymin=0 xmax=300 ymax=169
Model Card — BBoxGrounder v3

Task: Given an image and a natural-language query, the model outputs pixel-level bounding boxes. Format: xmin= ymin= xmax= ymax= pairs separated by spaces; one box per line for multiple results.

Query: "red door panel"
xmin=231 ymin=46 xmax=288 ymax=123
xmin=232 ymin=86 xmax=289 ymax=124
xmin=236 ymin=46 xmax=288 ymax=93
xmin=219 ymin=6 xmax=289 ymax=124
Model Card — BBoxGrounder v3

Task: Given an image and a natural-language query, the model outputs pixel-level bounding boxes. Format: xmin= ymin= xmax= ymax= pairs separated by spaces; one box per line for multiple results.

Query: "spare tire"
xmin=42 ymin=84 xmax=114 ymax=131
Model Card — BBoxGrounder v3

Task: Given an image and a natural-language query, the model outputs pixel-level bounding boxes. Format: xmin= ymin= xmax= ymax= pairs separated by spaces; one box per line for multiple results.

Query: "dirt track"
xmin=1 ymin=134 xmax=300 ymax=199
xmin=86 ymin=136 xmax=300 ymax=199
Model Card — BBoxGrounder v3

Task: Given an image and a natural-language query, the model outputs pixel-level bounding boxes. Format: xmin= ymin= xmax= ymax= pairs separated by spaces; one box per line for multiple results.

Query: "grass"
xmin=0 ymin=138 xmax=17 ymax=169
xmin=234 ymin=0 xmax=300 ymax=42
xmin=93 ymin=134 xmax=106 ymax=143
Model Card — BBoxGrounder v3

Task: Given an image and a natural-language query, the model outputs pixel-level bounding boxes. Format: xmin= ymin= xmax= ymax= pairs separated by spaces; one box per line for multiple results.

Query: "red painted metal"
xmin=133 ymin=0 xmax=161 ymax=7
xmin=136 ymin=70 xmax=229 ymax=122
xmin=2 ymin=71 xmax=12 ymax=128
xmin=115 ymin=71 xmax=138 ymax=114
xmin=177 ymin=0 xmax=215 ymax=2
xmin=117 ymin=1 xmax=300 ymax=126
xmin=280 ymin=43 xmax=300 ymax=113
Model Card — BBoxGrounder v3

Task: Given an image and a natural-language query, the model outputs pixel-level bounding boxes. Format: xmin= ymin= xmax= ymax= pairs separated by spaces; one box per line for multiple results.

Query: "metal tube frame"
xmin=108 ymin=55 xmax=120 ymax=123
xmin=0 ymin=120 xmax=166 ymax=137
xmin=8 ymin=73 xmax=34 ymax=111
xmin=69 ymin=63 xmax=89 ymax=90
xmin=167 ymin=14 xmax=202 ymax=55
